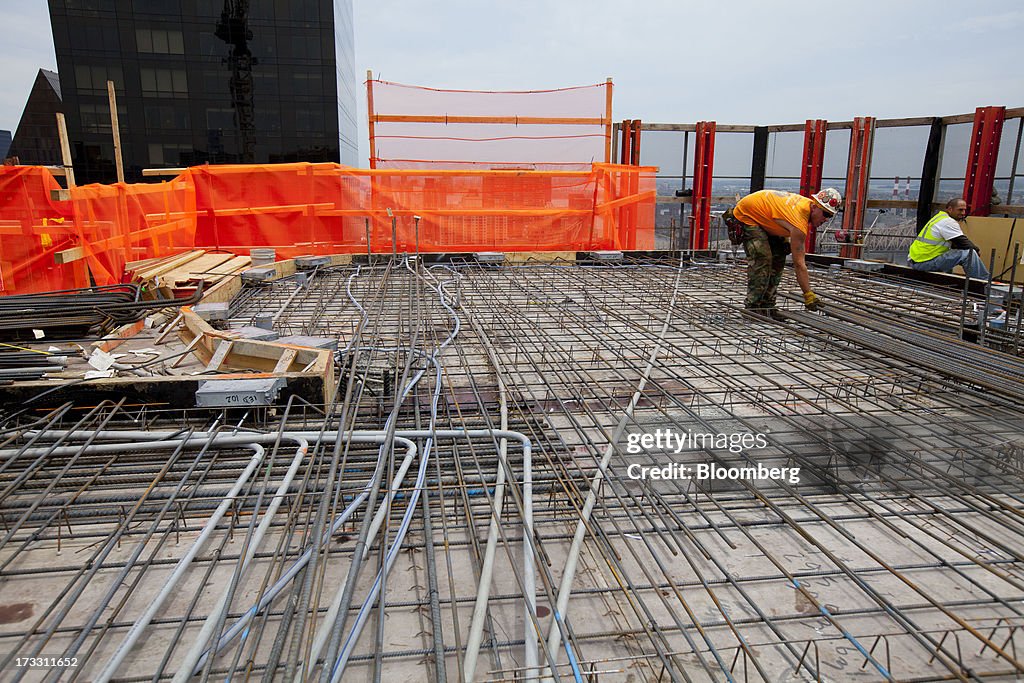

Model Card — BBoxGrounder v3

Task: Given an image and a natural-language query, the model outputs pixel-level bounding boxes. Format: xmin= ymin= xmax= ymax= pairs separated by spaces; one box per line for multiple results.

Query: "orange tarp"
xmin=69 ymin=173 xmax=198 ymax=285
xmin=192 ymin=163 xmax=656 ymax=257
xmin=0 ymin=162 xmax=655 ymax=294
xmin=0 ymin=166 xmax=86 ymax=295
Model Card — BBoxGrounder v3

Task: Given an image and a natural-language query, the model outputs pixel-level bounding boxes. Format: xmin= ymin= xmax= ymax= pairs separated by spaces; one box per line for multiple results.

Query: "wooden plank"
xmin=134 ymin=250 xmax=206 ymax=281
xmin=126 ymin=255 xmax=164 ymax=271
xmin=641 ymin=123 xmax=757 ymax=133
xmin=367 ymin=69 xmax=377 ymax=169
xmin=273 ymin=348 xmax=298 ymax=374
xmin=205 ymin=340 xmax=234 ymax=372
xmin=160 ymin=253 xmax=235 ymax=286
xmin=966 ymin=216 xmax=1022 ymax=284
xmin=107 ymin=81 xmax=124 ymax=183
xmin=507 ymin=251 xmax=576 ymax=264
xmin=141 ymin=168 xmax=186 ymax=177
xmin=372 ymin=114 xmax=608 ymax=125
xmin=199 ymin=273 xmax=244 ymax=305
xmin=604 ymin=77 xmax=613 ymax=163
xmin=55 ymin=112 xmax=75 ymax=188
xmin=55 ymin=246 xmax=85 ymax=265
xmin=96 ymin=318 xmax=147 ymax=352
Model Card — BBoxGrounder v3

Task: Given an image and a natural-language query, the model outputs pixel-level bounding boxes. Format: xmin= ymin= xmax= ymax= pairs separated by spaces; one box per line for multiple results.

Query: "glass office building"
xmin=47 ymin=0 xmax=357 ymax=184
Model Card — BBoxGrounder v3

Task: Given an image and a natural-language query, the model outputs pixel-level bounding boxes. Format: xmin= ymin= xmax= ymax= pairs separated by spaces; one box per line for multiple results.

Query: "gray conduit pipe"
xmin=462 ymin=312 xmax=513 ymax=682
xmin=173 ymin=433 xmax=413 ymax=683
xmin=92 ymin=440 xmax=275 ymax=683
xmin=13 ymin=430 xmax=416 ymax=680
xmin=21 ymin=429 xmax=531 ymax=676
xmin=542 ymin=257 xmax=685 ymax=679
xmin=158 ymin=436 xmax=311 ymax=683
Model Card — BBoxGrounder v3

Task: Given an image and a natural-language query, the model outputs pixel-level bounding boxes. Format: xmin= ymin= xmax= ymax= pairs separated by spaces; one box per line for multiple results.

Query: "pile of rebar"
xmin=0 ymin=283 xmax=204 ymax=341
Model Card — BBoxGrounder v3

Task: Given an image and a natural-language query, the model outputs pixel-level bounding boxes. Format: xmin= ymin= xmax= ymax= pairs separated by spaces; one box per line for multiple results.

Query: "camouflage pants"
xmin=742 ymin=224 xmax=790 ymax=309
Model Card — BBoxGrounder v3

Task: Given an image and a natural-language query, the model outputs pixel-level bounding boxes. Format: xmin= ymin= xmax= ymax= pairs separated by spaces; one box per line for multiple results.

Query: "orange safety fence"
xmin=0 ymin=166 xmax=86 ymax=295
xmin=69 ymin=173 xmax=198 ymax=285
xmin=1 ymin=161 xmax=655 ymax=295
xmin=192 ymin=162 xmax=655 ymax=256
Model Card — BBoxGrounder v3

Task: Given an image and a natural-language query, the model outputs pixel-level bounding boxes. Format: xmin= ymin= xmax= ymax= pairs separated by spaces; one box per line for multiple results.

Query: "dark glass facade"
xmin=7 ymin=69 xmax=63 ymax=166
xmin=47 ymin=0 xmax=357 ymax=184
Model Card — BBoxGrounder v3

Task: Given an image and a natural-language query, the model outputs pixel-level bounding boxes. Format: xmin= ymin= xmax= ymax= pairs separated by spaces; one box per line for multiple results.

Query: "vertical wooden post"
xmin=366 ymin=69 xmax=377 ymax=169
xmin=604 ymin=77 xmax=613 ymax=164
xmin=55 ymin=112 xmax=76 ymax=188
xmin=107 ymin=80 xmax=124 ymax=183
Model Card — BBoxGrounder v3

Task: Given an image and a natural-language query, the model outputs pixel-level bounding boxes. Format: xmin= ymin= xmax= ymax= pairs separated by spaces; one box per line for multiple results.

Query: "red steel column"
xmin=963 ymin=106 xmax=1005 ymax=217
xmin=690 ymin=121 xmax=716 ymax=250
xmin=800 ymin=119 xmax=827 ymax=252
xmin=841 ymin=116 xmax=875 ymax=259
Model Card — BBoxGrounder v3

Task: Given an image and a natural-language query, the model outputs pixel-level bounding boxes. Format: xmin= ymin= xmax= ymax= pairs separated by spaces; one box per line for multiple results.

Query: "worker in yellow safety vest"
xmin=908 ymin=198 xmax=989 ymax=279
xmin=722 ymin=188 xmax=840 ymax=318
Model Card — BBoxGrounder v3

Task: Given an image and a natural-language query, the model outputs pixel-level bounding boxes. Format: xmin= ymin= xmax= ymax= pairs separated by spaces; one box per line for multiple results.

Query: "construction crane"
xmin=215 ymin=0 xmax=256 ymax=163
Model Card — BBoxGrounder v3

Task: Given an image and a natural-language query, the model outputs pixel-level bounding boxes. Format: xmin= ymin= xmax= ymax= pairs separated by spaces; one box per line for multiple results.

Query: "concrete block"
xmin=196 ymin=377 xmax=286 ymax=408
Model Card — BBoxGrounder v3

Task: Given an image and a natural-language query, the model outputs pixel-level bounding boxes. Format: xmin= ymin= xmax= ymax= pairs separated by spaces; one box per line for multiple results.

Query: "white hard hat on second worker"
xmin=812 ymin=188 xmax=842 ymax=214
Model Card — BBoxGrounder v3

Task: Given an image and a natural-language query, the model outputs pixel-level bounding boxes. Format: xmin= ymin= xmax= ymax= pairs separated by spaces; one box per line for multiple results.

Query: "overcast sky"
xmin=3 ymin=0 xmax=1022 ymax=172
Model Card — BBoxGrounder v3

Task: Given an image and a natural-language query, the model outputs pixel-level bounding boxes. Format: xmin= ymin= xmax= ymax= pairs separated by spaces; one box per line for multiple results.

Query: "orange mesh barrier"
xmin=368 ymin=80 xmax=613 ymax=169
xmin=68 ymin=174 xmax=198 ymax=285
xmin=191 ymin=162 xmax=655 ymax=256
xmin=1 ymin=161 xmax=654 ymax=295
xmin=0 ymin=166 xmax=86 ymax=295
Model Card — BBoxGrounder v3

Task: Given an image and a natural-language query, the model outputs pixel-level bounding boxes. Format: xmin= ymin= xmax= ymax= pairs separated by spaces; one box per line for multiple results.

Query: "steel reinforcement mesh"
xmin=1 ymin=258 xmax=1024 ymax=681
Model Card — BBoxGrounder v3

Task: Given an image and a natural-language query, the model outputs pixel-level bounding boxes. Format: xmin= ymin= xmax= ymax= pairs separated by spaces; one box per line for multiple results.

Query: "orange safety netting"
xmin=192 ymin=162 xmax=655 ymax=256
xmin=369 ymin=80 xmax=612 ymax=169
xmin=0 ymin=166 xmax=86 ymax=295
xmin=69 ymin=174 xmax=198 ymax=285
xmin=1 ymin=161 xmax=655 ymax=295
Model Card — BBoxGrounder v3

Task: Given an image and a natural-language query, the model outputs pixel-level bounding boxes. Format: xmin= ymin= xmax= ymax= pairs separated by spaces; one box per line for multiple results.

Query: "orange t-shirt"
xmin=733 ymin=190 xmax=812 ymax=237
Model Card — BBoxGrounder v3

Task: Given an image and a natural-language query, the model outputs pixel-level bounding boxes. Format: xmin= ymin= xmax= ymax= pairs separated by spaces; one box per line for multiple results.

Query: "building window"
xmin=144 ymin=103 xmax=190 ymax=131
xmin=140 ymin=68 xmax=188 ymax=97
xmin=148 ymin=142 xmax=192 ymax=166
xmin=295 ymin=108 xmax=324 ymax=132
xmin=206 ymin=108 xmax=236 ymax=130
xmin=74 ymin=64 xmax=125 ymax=94
xmin=136 ymin=28 xmax=184 ymax=54
xmin=80 ymin=103 xmax=129 ymax=134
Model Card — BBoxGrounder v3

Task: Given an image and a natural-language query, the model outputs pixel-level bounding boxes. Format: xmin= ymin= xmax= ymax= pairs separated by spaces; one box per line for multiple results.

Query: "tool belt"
xmin=722 ymin=207 xmax=749 ymax=245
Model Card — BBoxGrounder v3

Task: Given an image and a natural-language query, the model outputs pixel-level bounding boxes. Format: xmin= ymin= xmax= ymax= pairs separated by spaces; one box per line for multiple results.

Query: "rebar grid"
xmin=1 ymin=258 xmax=1023 ymax=682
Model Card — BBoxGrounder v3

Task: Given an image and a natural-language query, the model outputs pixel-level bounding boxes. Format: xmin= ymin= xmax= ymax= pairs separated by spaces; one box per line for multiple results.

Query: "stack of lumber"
xmin=127 ymin=250 xmax=251 ymax=299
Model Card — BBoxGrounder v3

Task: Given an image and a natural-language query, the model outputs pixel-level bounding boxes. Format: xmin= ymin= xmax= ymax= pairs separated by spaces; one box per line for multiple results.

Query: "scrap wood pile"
xmin=126 ymin=250 xmax=251 ymax=300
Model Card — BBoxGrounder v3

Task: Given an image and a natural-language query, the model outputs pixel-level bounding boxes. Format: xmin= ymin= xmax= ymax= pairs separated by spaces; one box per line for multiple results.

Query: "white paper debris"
xmin=32 ymin=329 xmax=45 ymax=339
xmin=84 ymin=370 xmax=115 ymax=379
xmin=88 ymin=348 xmax=118 ymax=372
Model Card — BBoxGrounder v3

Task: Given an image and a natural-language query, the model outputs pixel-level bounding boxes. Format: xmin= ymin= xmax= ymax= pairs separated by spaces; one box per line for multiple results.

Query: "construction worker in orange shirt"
xmin=723 ymin=188 xmax=840 ymax=317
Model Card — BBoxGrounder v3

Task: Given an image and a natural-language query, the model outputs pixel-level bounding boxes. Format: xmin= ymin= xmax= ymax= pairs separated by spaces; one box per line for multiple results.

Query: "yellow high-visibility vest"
xmin=909 ymin=211 xmax=953 ymax=262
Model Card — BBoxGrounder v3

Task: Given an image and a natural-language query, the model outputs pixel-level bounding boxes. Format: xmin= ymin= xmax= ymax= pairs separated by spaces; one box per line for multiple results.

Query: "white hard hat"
xmin=812 ymin=188 xmax=842 ymax=214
